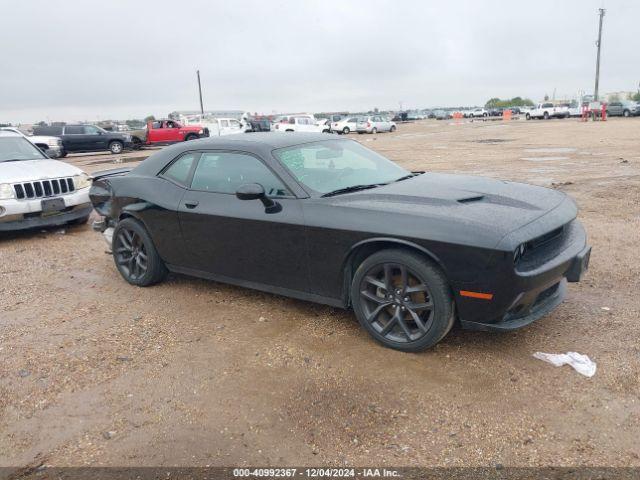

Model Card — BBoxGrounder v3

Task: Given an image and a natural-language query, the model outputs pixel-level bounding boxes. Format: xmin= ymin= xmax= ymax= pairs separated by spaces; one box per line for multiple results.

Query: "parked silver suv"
xmin=606 ymin=101 xmax=640 ymax=117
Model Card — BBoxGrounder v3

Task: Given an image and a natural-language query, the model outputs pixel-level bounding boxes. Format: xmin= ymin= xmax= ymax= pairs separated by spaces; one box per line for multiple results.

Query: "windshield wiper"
xmin=321 ymin=183 xmax=387 ymax=198
xmin=394 ymin=171 xmax=424 ymax=182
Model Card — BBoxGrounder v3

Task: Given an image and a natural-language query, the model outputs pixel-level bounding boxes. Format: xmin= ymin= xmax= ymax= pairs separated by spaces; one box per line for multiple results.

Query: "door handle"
xmin=184 ymin=200 xmax=199 ymax=209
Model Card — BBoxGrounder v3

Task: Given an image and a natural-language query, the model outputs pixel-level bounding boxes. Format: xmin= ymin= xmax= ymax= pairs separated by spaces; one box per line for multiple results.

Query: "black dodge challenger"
xmin=90 ymin=133 xmax=591 ymax=351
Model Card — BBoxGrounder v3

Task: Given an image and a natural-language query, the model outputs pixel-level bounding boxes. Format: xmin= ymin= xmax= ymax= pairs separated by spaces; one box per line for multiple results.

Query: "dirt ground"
xmin=1 ymin=117 xmax=639 ymax=470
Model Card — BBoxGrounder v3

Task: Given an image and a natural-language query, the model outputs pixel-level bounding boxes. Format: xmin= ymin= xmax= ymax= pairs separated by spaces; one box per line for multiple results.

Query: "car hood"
xmin=322 ymin=172 xmax=571 ymax=248
xmin=0 ymin=159 xmax=83 ymax=183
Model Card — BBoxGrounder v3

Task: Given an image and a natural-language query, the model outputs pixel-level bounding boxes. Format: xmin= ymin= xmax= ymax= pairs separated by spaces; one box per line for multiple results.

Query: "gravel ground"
xmin=1 ymin=118 xmax=639 ymax=469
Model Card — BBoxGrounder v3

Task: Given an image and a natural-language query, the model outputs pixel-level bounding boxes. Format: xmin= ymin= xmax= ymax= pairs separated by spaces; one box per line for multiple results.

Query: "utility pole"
xmin=196 ymin=70 xmax=204 ymax=115
xmin=594 ymin=8 xmax=605 ymax=101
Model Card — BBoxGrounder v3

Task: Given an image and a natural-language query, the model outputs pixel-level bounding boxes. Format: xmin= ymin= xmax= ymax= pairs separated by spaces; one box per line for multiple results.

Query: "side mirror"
xmin=235 ymin=183 xmax=281 ymax=214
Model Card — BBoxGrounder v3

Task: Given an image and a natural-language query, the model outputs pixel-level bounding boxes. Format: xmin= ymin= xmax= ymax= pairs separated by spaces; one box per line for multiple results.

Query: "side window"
xmin=65 ymin=126 xmax=84 ymax=135
xmin=84 ymin=126 xmax=100 ymax=135
xmin=191 ymin=152 xmax=290 ymax=197
xmin=161 ymin=153 xmax=197 ymax=186
xmin=152 ymin=121 xmax=162 ymax=129
xmin=230 ymin=120 xmax=240 ymax=128
xmin=220 ymin=120 xmax=229 ymax=128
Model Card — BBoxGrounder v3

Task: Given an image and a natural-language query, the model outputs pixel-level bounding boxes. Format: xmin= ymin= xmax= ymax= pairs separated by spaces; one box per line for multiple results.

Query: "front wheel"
xmin=351 ymin=249 xmax=455 ymax=352
xmin=526 ymin=113 xmax=531 ymax=120
xmin=390 ymin=125 xmax=396 ymax=132
xmin=623 ymin=110 xmax=630 ymax=117
xmin=109 ymin=141 xmax=124 ymax=154
xmin=371 ymin=127 xmax=378 ymax=134
xmin=343 ymin=127 xmax=350 ymax=134
xmin=543 ymin=112 xmax=550 ymax=120
xmin=184 ymin=134 xmax=198 ymax=141
xmin=112 ymin=218 xmax=167 ymax=287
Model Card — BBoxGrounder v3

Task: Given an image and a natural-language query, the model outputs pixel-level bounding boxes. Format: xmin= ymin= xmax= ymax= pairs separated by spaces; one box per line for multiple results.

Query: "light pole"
xmin=197 ymin=70 xmax=204 ymax=115
xmin=594 ymin=8 xmax=605 ymax=101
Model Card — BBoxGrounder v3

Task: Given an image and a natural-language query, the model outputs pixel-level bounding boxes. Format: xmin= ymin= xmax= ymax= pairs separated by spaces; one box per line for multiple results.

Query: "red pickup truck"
xmin=128 ymin=120 xmax=209 ymax=148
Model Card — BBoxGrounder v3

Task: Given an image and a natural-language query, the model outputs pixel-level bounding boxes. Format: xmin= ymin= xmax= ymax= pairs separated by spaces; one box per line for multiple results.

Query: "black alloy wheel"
xmin=112 ymin=218 xmax=167 ymax=286
xmin=352 ymin=250 xmax=454 ymax=352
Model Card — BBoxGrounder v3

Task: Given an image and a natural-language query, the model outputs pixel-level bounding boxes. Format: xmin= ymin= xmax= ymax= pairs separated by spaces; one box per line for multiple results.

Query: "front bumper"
xmin=0 ymin=188 xmax=91 ymax=231
xmin=0 ymin=203 xmax=92 ymax=231
xmin=456 ymin=219 xmax=591 ymax=331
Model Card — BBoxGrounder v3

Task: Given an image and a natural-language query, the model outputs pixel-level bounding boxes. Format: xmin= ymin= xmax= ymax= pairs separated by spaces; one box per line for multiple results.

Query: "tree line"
xmin=485 ymin=97 xmax=535 ymax=108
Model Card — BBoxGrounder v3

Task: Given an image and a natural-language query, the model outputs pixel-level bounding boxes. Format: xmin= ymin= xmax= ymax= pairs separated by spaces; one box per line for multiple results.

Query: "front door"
xmin=178 ymin=150 xmax=308 ymax=292
xmin=82 ymin=125 xmax=108 ymax=151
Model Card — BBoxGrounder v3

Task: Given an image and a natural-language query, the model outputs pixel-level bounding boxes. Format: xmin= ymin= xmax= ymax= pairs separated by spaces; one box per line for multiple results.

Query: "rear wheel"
xmin=623 ymin=110 xmax=630 ymax=117
xmin=109 ymin=141 xmax=124 ymax=154
xmin=184 ymin=133 xmax=198 ymax=141
xmin=371 ymin=127 xmax=378 ymax=134
xmin=343 ymin=127 xmax=350 ymax=134
xmin=543 ymin=111 xmax=550 ymax=120
xmin=351 ymin=249 xmax=455 ymax=352
xmin=526 ymin=113 xmax=531 ymax=120
xmin=112 ymin=218 xmax=167 ymax=287
xmin=390 ymin=125 xmax=396 ymax=132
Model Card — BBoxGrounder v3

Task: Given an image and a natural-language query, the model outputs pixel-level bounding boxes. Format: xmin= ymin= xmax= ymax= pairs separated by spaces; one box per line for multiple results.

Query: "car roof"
xmin=133 ymin=133 xmax=350 ymax=176
xmin=187 ymin=132 xmax=336 ymax=149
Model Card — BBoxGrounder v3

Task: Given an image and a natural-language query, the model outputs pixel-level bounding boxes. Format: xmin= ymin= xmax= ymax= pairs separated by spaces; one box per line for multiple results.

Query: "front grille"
xmin=516 ymin=221 xmax=578 ymax=272
xmin=13 ymin=178 xmax=75 ymax=200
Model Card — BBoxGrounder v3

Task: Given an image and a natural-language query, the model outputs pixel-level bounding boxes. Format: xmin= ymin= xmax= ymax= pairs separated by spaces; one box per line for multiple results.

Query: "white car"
xmin=331 ymin=116 xmax=362 ymax=134
xmin=273 ymin=116 xmax=329 ymax=133
xmin=0 ymin=131 xmax=92 ymax=231
xmin=181 ymin=115 xmax=244 ymax=136
xmin=469 ymin=108 xmax=488 ymax=118
xmin=356 ymin=116 xmax=397 ymax=134
xmin=526 ymin=103 xmax=570 ymax=120
xmin=0 ymin=127 xmax=65 ymax=158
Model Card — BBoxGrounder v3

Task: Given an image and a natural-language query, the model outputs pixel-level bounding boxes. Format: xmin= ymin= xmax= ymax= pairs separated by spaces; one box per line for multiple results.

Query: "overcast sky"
xmin=2 ymin=0 xmax=639 ymax=123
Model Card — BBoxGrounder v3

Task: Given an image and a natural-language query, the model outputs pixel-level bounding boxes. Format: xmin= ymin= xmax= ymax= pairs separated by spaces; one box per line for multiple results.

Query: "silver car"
xmin=356 ymin=115 xmax=397 ymax=134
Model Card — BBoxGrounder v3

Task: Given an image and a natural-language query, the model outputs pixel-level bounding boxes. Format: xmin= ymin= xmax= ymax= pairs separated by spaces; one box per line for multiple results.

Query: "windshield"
xmin=0 ymin=136 xmax=47 ymax=162
xmin=274 ymin=139 xmax=409 ymax=195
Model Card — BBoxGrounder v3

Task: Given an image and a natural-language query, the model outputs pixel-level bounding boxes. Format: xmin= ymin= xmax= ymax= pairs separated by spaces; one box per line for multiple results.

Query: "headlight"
xmin=73 ymin=173 xmax=92 ymax=190
xmin=0 ymin=183 xmax=15 ymax=200
xmin=49 ymin=139 xmax=63 ymax=147
xmin=198 ymin=129 xmax=204 ymax=135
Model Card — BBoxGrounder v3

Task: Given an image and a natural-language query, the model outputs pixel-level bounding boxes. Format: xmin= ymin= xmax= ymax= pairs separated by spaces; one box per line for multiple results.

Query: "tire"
xmin=184 ymin=134 xmax=198 ymax=141
xmin=109 ymin=141 xmax=124 ymax=154
xmin=483 ymin=113 xmax=488 ymax=117
xmin=351 ymin=249 xmax=455 ymax=352
xmin=357 ymin=132 xmax=364 ymax=134
xmin=390 ymin=125 xmax=396 ymax=132
xmin=543 ymin=111 xmax=549 ymax=120
xmin=131 ymin=137 xmax=143 ymax=150
xmin=285 ymin=129 xmax=294 ymax=132
xmin=343 ymin=127 xmax=350 ymax=134
xmin=112 ymin=217 xmax=167 ymax=287
xmin=371 ymin=127 xmax=378 ymax=134
xmin=59 ymin=150 xmax=68 ymax=158
xmin=623 ymin=110 xmax=630 ymax=117
xmin=526 ymin=113 xmax=531 ymax=120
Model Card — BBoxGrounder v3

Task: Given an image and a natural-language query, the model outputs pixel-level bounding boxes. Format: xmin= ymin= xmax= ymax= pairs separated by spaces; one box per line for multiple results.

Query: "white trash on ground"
xmin=533 ymin=352 xmax=597 ymax=378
